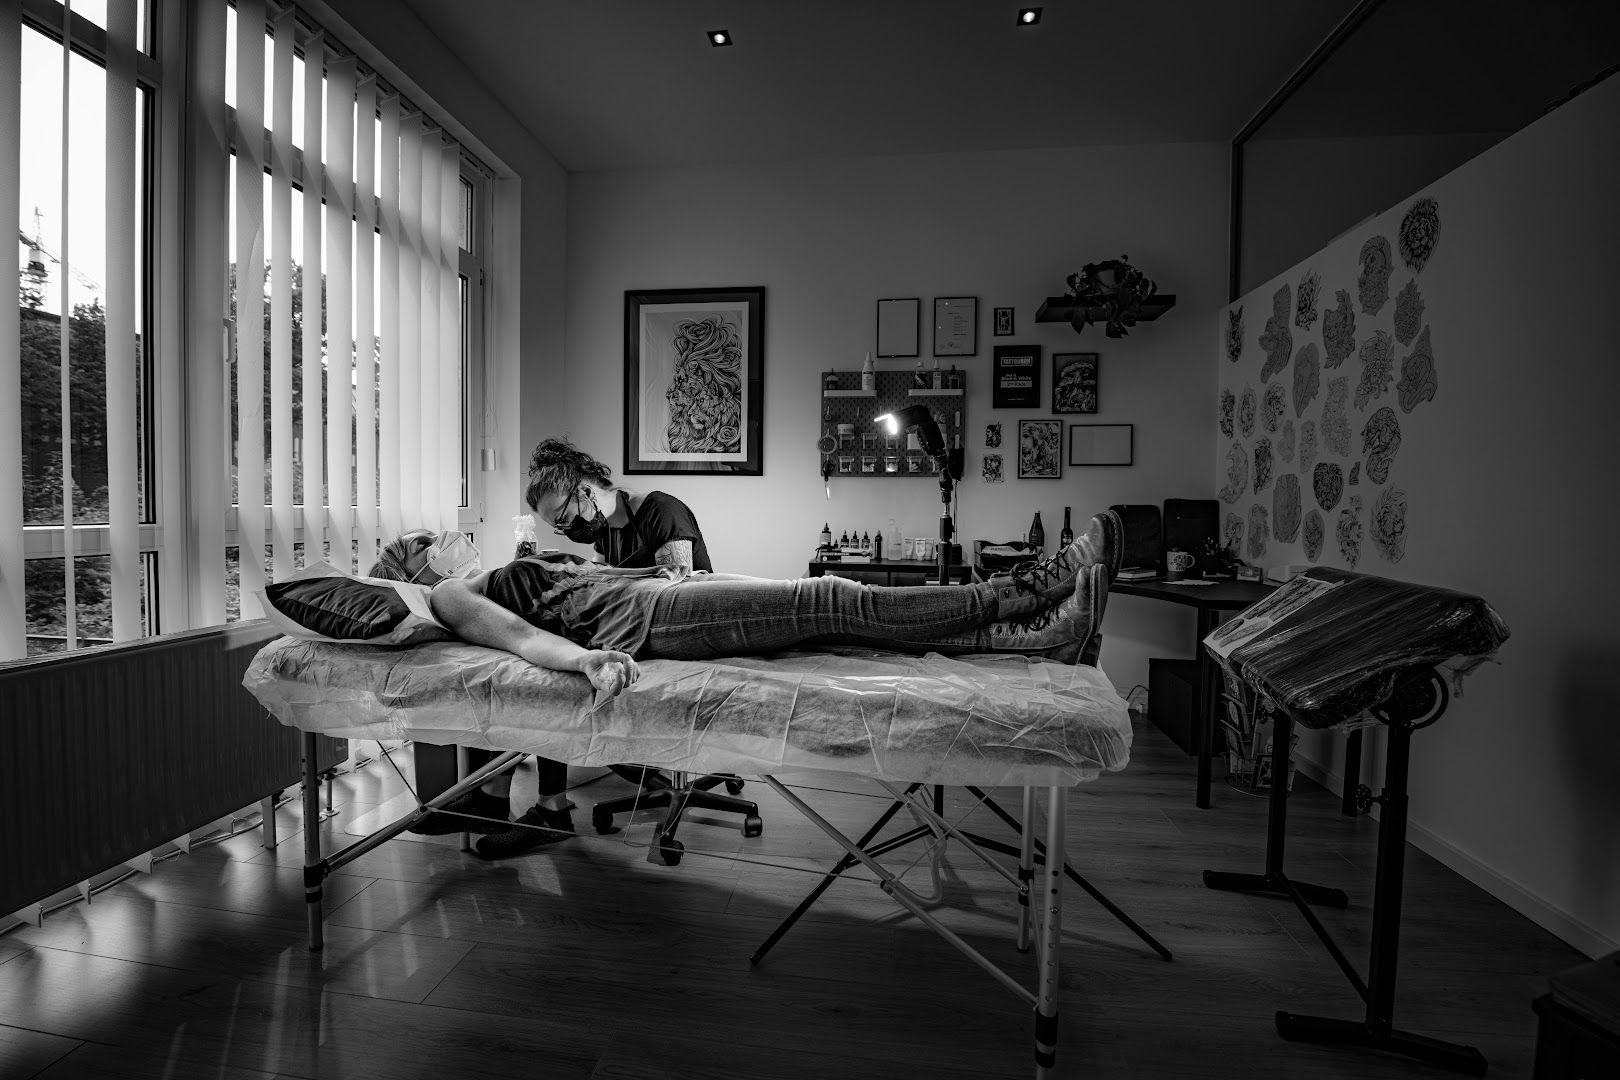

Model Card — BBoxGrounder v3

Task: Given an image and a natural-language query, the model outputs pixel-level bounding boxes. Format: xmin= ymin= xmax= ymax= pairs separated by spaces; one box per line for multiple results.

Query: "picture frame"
xmin=992 ymin=344 xmax=1041 ymax=409
xmin=624 ymin=286 xmax=764 ymax=475
xmin=1068 ymin=423 xmax=1134 ymax=467
xmin=993 ymin=306 xmax=1014 ymax=336
xmin=1052 ymin=352 xmax=1099 ymax=414
xmin=1018 ymin=419 xmax=1063 ymax=479
xmin=933 ymin=296 xmax=977 ymax=356
xmin=876 ymin=297 xmax=920 ymax=358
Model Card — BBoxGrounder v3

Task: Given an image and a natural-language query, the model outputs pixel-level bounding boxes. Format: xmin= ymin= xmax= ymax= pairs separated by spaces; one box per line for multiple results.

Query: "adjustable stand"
xmin=933 ymin=451 xmax=961 ymax=586
xmin=750 ymin=783 xmax=1171 ymax=966
xmin=1203 ymin=667 xmax=1487 ymax=1076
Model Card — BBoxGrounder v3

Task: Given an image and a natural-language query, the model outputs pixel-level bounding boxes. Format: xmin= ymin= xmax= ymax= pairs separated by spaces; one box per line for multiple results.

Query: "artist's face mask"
xmin=411 ymin=530 xmax=481 ymax=583
xmin=556 ymin=486 xmax=607 ymax=544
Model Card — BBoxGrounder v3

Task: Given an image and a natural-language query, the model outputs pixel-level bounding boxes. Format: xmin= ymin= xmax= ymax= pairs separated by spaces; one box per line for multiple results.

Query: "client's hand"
xmin=580 ymin=650 xmax=639 ymax=697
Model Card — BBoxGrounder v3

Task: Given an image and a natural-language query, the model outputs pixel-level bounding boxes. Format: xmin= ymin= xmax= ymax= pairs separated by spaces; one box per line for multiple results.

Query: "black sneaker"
xmin=407 ymin=788 xmax=511 ymax=835
xmin=474 ymin=804 xmax=576 ymax=859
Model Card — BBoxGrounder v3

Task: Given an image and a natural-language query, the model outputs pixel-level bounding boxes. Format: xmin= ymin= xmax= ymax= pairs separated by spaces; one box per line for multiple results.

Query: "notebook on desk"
xmin=1117 ymin=567 xmax=1158 ymax=582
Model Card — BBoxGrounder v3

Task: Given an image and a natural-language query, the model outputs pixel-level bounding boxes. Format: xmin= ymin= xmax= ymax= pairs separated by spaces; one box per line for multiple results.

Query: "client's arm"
xmin=430 ymin=573 xmax=639 ymax=697
xmin=654 ymin=539 xmax=694 ymax=572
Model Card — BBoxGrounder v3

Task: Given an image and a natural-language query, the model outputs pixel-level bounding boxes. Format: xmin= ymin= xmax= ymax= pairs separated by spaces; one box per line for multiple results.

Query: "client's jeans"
xmin=642 ymin=575 xmax=1003 ymax=660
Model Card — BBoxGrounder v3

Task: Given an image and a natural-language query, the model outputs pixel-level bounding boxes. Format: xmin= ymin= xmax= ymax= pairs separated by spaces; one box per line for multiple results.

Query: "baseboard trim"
xmin=1293 ymin=754 xmax=1616 ymax=961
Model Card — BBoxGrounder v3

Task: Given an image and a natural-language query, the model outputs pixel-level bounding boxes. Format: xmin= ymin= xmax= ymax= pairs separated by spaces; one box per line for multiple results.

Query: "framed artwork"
xmin=993 ymin=306 xmax=1014 ymax=336
xmin=1068 ymin=423 xmax=1134 ymax=466
xmin=992 ymin=344 xmax=1041 ymax=408
xmin=624 ymin=286 xmax=764 ymax=475
xmin=1018 ymin=419 xmax=1063 ymax=479
xmin=1052 ymin=352 xmax=1099 ymax=414
xmin=933 ymin=296 xmax=977 ymax=356
xmin=876 ymin=297 xmax=919 ymax=358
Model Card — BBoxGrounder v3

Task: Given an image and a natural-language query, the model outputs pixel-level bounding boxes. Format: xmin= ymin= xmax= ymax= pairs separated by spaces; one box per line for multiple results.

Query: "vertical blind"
xmin=1 ymin=4 xmax=23 ymax=658
xmin=202 ymin=0 xmax=466 ymax=620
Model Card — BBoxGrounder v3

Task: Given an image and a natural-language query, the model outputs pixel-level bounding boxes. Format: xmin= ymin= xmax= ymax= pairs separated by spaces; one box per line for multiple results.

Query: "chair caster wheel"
xmin=743 ymin=815 xmax=763 ymax=838
xmin=1354 ymin=784 xmax=1374 ymax=814
xmin=658 ymin=838 xmax=684 ymax=865
xmin=724 ymin=778 xmax=745 ymax=795
xmin=592 ymin=807 xmax=619 ymax=835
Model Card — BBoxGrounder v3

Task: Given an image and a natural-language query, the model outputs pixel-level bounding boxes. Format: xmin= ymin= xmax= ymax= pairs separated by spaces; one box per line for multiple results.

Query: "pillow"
xmin=257 ymin=562 xmax=453 ymax=645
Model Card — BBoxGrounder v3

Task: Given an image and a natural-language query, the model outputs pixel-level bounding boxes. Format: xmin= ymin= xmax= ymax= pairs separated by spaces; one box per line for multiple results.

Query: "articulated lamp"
xmin=876 ymin=405 xmax=964 ymax=585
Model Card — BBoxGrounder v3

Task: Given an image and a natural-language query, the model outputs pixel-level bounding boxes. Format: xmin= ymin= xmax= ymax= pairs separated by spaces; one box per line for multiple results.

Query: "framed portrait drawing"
xmin=1018 ymin=419 xmax=1063 ymax=479
xmin=624 ymin=286 xmax=764 ymax=475
xmin=992 ymin=345 xmax=1041 ymax=409
xmin=1052 ymin=352 xmax=1099 ymax=414
xmin=933 ymin=296 xmax=977 ymax=356
xmin=993 ymin=306 xmax=1014 ymax=336
xmin=1068 ymin=423 xmax=1134 ymax=466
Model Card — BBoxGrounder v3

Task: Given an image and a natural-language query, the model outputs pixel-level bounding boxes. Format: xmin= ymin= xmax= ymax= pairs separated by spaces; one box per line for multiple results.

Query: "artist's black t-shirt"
xmin=595 ymin=491 xmax=712 ymax=572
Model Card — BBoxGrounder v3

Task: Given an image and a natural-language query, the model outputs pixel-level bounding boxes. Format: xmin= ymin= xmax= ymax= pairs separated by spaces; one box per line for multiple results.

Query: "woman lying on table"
xmin=370 ymin=519 xmax=1119 ymax=699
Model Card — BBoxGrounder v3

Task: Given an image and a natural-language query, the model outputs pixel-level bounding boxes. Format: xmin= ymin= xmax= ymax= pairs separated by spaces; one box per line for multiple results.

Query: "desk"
xmin=806 ymin=557 xmax=973 ymax=587
xmin=1111 ymin=577 xmax=1274 ymax=808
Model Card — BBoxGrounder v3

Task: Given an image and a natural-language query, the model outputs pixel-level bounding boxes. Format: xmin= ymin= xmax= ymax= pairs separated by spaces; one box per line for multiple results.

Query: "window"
xmin=5 ymin=0 xmax=490 ymax=657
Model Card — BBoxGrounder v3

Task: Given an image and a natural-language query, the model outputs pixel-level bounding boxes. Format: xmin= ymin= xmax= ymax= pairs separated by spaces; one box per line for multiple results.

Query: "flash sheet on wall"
xmin=982 ymin=454 xmax=1004 ymax=483
xmin=1398 ymin=196 xmax=1441 ymax=273
xmin=1259 ymin=284 xmax=1293 ymax=383
xmin=984 ymin=422 xmax=1002 ymax=448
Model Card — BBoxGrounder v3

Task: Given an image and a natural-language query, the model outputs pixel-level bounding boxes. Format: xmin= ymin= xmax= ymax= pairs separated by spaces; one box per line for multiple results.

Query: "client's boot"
xmin=986 ymin=508 xmax=1123 ymax=612
xmin=987 ymin=564 xmax=1110 ymax=664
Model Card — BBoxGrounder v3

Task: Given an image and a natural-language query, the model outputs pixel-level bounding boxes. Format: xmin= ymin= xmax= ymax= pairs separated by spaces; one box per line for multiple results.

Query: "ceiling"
xmin=397 ymin=0 xmax=1360 ymax=173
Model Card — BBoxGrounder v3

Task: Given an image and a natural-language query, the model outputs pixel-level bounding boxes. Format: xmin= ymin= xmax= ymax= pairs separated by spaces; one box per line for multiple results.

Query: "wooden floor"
xmin=0 ymin=716 xmax=1583 ymax=1080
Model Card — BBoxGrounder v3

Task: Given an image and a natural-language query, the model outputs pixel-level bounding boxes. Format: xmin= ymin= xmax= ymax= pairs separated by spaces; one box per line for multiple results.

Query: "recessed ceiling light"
xmin=708 ymin=29 xmax=732 ymax=47
xmin=1017 ymin=7 xmax=1042 ymax=25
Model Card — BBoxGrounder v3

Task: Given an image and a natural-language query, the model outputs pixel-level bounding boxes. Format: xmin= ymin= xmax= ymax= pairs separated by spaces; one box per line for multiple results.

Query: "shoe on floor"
xmin=407 ymin=788 xmax=511 ymax=835
xmin=474 ymin=804 xmax=576 ymax=859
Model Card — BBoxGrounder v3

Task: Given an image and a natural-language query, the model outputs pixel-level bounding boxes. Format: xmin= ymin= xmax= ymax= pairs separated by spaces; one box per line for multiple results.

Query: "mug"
xmin=1166 ymin=550 xmax=1196 ymax=579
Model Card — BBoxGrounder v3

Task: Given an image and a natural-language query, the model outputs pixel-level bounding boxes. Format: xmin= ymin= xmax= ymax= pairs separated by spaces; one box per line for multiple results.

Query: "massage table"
xmin=244 ymin=637 xmax=1135 ymax=1078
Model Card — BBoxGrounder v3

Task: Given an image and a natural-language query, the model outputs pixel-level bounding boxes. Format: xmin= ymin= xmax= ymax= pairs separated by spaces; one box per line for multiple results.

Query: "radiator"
xmin=0 ymin=621 xmax=346 ymax=915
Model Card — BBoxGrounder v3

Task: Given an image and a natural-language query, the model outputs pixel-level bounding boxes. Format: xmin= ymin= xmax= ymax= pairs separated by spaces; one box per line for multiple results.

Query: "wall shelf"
xmin=1034 ymin=293 xmax=1177 ymax=324
xmin=820 ymin=370 xmax=965 ymax=479
xmin=908 ymin=388 xmax=963 ymax=398
xmin=823 ymin=388 xmax=877 ymax=398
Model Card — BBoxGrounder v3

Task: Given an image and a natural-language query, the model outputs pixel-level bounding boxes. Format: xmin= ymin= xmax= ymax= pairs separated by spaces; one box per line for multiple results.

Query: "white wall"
xmin=1220 ymin=74 xmax=1620 ymax=956
xmin=561 ymin=144 xmax=1229 ymax=695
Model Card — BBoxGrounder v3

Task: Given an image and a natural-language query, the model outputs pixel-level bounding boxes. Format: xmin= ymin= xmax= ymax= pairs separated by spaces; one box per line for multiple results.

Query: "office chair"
xmin=593 ymin=766 xmax=762 ymax=865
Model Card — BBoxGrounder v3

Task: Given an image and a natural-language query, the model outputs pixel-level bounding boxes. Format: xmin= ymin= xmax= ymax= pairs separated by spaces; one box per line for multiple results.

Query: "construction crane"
xmin=18 ymin=206 xmax=101 ymax=300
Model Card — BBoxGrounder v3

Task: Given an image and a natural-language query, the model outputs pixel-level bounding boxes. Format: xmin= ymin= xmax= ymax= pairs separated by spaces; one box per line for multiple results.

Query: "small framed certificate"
xmin=933 ymin=296 xmax=977 ymax=356
xmin=876 ymin=297 xmax=919 ymax=358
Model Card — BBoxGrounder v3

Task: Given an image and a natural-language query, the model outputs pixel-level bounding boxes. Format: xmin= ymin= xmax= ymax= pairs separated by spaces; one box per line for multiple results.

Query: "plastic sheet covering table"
xmin=243 ymin=637 xmax=1133 ymax=1079
xmin=1200 ymin=567 xmax=1509 ymax=1075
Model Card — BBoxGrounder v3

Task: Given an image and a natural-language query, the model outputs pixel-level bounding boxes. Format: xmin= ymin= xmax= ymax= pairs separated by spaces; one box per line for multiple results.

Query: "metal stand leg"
xmin=302 ymin=733 xmax=325 ymax=951
xmin=1033 ymin=786 xmax=1065 ymax=1078
xmin=1341 ymin=729 xmax=1363 ymax=816
xmin=1016 ymin=786 xmax=1036 ymax=952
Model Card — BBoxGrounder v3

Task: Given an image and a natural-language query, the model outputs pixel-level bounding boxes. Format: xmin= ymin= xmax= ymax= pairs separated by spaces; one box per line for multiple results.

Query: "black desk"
xmin=806 ymin=557 xmax=973 ymax=587
xmin=1111 ymin=577 xmax=1274 ymax=808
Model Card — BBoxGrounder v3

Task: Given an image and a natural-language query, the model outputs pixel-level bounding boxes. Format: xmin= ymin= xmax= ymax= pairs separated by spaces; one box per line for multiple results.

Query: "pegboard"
xmin=818 ymin=369 xmax=966 ymax=478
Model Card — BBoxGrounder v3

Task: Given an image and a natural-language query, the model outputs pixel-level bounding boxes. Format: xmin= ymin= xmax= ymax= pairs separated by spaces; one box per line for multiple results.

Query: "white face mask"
xmin=411 ymin=530 xmax=481 ymax=583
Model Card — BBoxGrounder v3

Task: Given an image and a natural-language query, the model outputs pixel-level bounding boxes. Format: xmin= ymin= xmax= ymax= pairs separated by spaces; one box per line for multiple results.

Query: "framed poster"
xmin=1018 ymin=419 xmax=1062 ymax=479
xmin=992 ymin=344 xmax=1041 ymax=409
xmin=624 ymin=286 xmax=764 ymax=475
xmin=876 ymin=297 xmax=919 ymax=358
xmin=993 ymin=306 xmax=1014 ymax=336
xmin=1068 ymin=423 xmax=1134 ymax=466
xmin=1052 ymin=352 xmax=1099 ymax=414
xmin=933 ymin=296 xmax=977 ymax=356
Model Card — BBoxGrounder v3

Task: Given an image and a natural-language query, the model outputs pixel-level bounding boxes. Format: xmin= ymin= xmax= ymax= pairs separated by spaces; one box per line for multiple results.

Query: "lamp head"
xmin=875 ymin=404 xmax=945 ymax=458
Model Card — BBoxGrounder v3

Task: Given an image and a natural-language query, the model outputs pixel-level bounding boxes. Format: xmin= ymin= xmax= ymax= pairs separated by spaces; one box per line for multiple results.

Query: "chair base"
xmin=592 ymin=773 xmax=762 ymax=865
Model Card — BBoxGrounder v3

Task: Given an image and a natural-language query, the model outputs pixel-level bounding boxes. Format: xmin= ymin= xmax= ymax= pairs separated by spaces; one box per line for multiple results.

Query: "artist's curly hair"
xmin=526 ymin=437 xmax=612 ymax=512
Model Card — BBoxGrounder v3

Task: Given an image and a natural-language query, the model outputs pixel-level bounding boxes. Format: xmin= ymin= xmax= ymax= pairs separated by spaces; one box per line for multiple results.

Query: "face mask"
xmin=411 ymin=530 xmax=481 ymax=582
xmin=562 ymin=508 xmax=607 ymax=544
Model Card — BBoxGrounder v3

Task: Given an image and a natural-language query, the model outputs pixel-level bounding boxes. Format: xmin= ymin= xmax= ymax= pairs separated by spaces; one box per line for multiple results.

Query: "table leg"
xmin=1195 ymin=608 xmax=1223 ymax=809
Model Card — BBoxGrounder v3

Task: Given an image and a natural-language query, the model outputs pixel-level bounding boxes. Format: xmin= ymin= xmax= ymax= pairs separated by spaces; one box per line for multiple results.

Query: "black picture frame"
xmin=1052 ymin=352 xmax=1099 ymax=414
xmin=876 ymin=297 xmax=920 ymax=358
xmin=624 ymin=286 xmax=764 ymax=475
xmin=993 ymin=306 xmax=1014 ymax=336
xmin=1017 ymin=419 xmax=1063 ymax=479
xmin=1067 ymin=423 xmax=1134 ymax=466
xmin=992 ymin=344 xmax=1041 ymax=409
xmin=933 ymin=296 xmax=978 ymax=356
